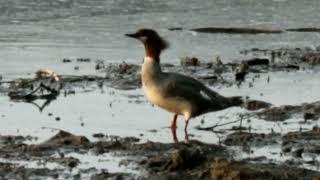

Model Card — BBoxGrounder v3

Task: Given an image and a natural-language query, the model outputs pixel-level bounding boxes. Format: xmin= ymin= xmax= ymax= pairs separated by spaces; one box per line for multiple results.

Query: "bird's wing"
xmin=160 ymin=72 xmax=226 ymax=104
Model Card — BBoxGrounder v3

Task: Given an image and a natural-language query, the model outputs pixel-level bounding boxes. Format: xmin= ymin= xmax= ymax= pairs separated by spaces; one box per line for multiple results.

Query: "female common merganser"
xmin=126 ymin=29 xmax=243 ymax=141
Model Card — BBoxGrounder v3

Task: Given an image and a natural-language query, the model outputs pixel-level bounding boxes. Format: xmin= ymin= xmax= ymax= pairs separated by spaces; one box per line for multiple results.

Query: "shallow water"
xmin=1 ymin=0 xmax=320 ymax=80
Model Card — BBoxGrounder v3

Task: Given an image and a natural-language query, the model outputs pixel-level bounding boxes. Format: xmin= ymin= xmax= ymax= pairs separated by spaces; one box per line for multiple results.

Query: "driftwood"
xmin=168 ymin=27 xmax=183 ymax=31
xmin=190 ymin=27 xmax=283 ymax=34
xmin=286 ymin=28 xmax=320 ymax=32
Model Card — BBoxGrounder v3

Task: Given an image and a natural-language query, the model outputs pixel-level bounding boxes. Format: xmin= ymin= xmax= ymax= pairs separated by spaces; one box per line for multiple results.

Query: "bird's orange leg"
xmin=170 ymin=114 xmax=178 ymax=129
xmin=170 ymin=114 xmax=178 ymax=143
xmin=184 ymin=118 xmax=190 ymax=142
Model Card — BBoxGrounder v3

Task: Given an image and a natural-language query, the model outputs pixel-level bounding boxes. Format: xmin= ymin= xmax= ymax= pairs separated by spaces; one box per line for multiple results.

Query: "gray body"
xmin=141 ymin=57 xmax=242 ymax=121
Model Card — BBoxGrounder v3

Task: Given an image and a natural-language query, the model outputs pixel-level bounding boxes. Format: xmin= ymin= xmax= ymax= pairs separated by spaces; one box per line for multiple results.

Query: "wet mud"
xmin=1 ymin=131 xmax=320 ymax=179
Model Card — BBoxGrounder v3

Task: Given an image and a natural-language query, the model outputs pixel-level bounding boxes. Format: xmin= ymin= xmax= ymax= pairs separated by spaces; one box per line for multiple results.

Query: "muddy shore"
xmin=1 ymin=130 xmax=320 ymax=179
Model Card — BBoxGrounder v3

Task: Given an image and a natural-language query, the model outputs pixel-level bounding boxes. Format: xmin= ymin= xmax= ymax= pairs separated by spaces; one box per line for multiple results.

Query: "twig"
xmin=239 ymin=114 xmax=244 ymax=132
xmin=196 ymin=113 xmax=255 ymax=132
xmin=196 ymin=119 xmax=241 ymax=131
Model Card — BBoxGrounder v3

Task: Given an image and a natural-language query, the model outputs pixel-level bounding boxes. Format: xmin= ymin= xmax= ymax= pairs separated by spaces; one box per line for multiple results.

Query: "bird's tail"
xmin=227 ymin=96 xmax=244 ymax=107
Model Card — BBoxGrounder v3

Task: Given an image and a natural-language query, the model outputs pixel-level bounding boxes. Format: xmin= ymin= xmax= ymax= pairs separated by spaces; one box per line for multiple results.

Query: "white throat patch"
xmin=144 ymin=56 xmax=154 ymax=62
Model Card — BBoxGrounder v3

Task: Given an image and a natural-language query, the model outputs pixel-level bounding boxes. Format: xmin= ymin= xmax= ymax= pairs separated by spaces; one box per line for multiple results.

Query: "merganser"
xmin=126 ymin=29 xmax=243 ymax=141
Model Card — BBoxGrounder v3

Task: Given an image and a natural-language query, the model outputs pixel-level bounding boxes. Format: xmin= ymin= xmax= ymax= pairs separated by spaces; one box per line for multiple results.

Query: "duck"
xmin=126 ymin=29 xmax=243 ymax=141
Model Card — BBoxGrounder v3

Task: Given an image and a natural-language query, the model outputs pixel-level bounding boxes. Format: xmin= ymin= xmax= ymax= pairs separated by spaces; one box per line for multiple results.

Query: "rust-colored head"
xmin=126 ymin=29 xmax=169 ymax=61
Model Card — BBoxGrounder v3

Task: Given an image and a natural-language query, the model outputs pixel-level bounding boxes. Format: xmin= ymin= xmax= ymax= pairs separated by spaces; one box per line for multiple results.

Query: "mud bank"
xmin=1 ymin=131 xmax=319 ymax=179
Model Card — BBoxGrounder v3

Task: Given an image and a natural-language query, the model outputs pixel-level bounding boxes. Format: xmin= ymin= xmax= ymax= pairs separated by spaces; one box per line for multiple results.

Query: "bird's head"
xmin=126 ymin=29 xmax=169 ymax=61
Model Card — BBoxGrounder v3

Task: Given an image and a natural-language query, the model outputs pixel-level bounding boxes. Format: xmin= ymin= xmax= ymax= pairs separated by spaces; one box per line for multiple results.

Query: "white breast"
xmin=143 ymin=83 xmax=191 ymax=116
xmin=141 ymin=57 xmax=192 ymax=118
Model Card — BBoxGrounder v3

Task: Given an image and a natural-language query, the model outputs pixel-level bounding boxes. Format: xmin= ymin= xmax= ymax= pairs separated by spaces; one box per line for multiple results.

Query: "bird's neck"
xmin=144 ymin=43 xmax=161 ymax=63
xmin=141 ymin=56 xmax=162 ymax=85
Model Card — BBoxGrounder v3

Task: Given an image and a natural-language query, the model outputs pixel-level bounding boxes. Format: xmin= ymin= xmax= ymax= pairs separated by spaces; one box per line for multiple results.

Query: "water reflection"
xmin=8 ymin=79 xmax=61 ymax=112
xmin=26 ymin=94 xmax=58 ymax=112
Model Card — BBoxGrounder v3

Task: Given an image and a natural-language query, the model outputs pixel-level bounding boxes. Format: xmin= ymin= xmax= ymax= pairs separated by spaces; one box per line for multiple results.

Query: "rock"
xmin=257 ymin=106 xmax=297 ymax=121
xmin=92 ymin=133 xmax=105 ymax=138
xmin=76 ymin=58 xmax=91 ymax=62
xmin=90 ymin=171 xmax=131 ymax=180
xmin=180 ymin=57 xmax=200 ymax=66
xmin=283 ymin=127 xmax=320 ymax=142
xmin=162 ymin=148 xmax=205 ymax=171
xmin=62 ymin=58 xmax=72 ymax=63
xmin=44 ymin=130 xmax=90 ymax=147
xmin=95 ymin=61 xmax=105 ymax=70
xmin=224 ymin=132 xmax=280 ymax=147
xmin=210 ymin=159 xmax=320 ymax=180
xmin=282 ymin=127 xmax=320 ymax=156
xmin=301 ymin=53 xmax=320 ymax=65
xmin=304 ymin=112 xmax=317 ymax=121
xmin=257 ymin=101 xmax=320 ymax=121
xmin=119 ymin=62 xmax=134 ymax=74
xmin=243 ymin=100 xmax=272 ymax=111
xmin=245 ymin=58 xmax=269 ymax=66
